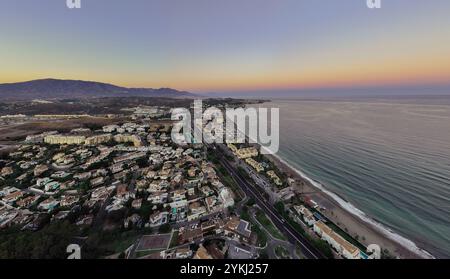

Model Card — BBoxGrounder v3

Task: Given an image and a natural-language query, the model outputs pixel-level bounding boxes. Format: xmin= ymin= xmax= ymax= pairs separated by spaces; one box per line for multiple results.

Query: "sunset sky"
xmin=1 ymin=0 xmax=450 ymax=94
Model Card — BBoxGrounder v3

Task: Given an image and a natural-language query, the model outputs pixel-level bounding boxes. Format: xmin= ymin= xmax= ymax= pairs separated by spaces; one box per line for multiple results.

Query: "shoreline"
xmin=266 ymin=152 xmax=435 ymax=259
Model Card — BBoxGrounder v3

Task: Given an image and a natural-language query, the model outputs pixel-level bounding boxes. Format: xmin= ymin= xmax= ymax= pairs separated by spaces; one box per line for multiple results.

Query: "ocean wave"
xmin=272 ymin=152 xmax=436 ymax=259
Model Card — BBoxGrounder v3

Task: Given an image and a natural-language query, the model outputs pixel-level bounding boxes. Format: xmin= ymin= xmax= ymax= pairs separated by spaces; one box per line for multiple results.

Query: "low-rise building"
xmin=38 ymin=197 xmax=59 ymax=212
xmin=245 ymin=158 xmax=264 ymax=172
xmin=74 ymin=171 xmax=92 ymax=180
xmin=113 ymin=134 xmax=142 ymax=147
xmin=235 ymin=147 xmax=258 ymax=159
xmin=16 ymin=195 xmax=40 ymax=208
xmin=187 ymin=202 xmax=207 ymax=221
xmin=224 ymin=216 xmax=252 ymax=242
xmin=2 ymin=191 xmax=24 ymax=204
xmin=34 ymin=164 xmax=49 ymax=177
xmin=85 ymin=134 xmax=112 ymax=145
xmin=0 ymin=167 xmax=13 ymax=177
xmin=313 ymin=221 xmax=361 ymax=259
xmin=132 ymin=198 xmax=143 ymax=209
xmin=267 ymin=170 xmax=283 ymax=186
xmin=103 ymin=125 xmax=120 ymax=133
xmin=0 ymin=186 xmax=20 ymax=197
xmin=148 ymin=211 xmax=169 ymax=227
xmin=174 ymin=248 xmax=193 ymax=259
xmin=44 ymin=135 xmax=85 ymax=145
xmin=148 ymin=192 xmax=168 ymax=204
xmin=60 ymin=195 xmax=79 ymax=207
xmin=294 ymin=205 xmax=316 ymax=226
xmin=90 ymin=176 xmax=104 ymax=187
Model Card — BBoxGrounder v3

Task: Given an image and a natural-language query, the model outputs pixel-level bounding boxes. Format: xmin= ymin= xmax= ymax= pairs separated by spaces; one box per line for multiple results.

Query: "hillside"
xmin=0 ymin=79 xmax=197 ymax=100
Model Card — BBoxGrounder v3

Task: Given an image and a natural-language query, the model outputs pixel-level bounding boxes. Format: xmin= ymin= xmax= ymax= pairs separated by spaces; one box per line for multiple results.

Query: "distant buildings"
xmin=44 ymin=135 xmax=85 ymax=145
xmin=16 ymin=196 xmax=40 ymax=208
xmin=102 ymin=125 xmax=120 ymax=133
xmin=25 ymin=131 xmax=58 ymax=144
xmin=1 ymin=167 xmax=13 ymax=177
xmin=84 ymin=134 xmax=112 ymax=145
xmin=60 ymin=195 xmax=79 ymax=207
xmin=113 ymin=134 xmax=142 ymax=147
xmin=34 ymin=164 xmax=49 ymax=177
xmin=37 ymin=197 xmax=59 ymax=212
xmin=2 ymin=190 xmax=24 ymax=204
xmin=44 ymin=130 xmax=142 ymax=147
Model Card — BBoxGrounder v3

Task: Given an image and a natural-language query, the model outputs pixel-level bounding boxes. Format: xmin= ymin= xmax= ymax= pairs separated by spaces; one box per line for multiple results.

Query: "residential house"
xmin=148 ymin=211 xmax=169 ymax=227
xmin=224 ymin=216 xmax=252 ymax=243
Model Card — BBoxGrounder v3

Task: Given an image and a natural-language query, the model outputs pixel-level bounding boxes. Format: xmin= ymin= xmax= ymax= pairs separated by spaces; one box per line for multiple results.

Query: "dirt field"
xmin=0 ymin=117 xmax=123 ymax=142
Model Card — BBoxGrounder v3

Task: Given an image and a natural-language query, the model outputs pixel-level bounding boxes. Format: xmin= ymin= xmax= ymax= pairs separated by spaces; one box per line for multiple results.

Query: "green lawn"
xmin=255 ymin=210 xmax=286 ymax=241
xmin=252 ymin=223 xmax=268 ymax=247
xmin=169 ymin=230 xmax=179 ymax=248
xmin=103 ymin=231 xmax=140 ymax=254
xmin=240 ymin=206 xmax=251 ymax=221
xmin=274 ymin=245 xmax=290 ymax=259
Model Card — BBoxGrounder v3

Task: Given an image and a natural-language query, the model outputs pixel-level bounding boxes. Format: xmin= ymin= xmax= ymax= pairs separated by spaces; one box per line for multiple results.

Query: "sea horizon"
xmin=251 ymin=95 xmax=450 ymax=258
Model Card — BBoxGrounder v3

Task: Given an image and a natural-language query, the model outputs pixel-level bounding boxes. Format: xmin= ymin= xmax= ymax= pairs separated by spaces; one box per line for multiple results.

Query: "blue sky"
xmin=1 ymin=0 xmax=450 ymax=95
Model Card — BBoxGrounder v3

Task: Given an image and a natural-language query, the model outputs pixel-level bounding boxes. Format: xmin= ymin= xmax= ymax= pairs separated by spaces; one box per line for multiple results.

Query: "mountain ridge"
xmin=0 ymin=78 xmax=197 ymax=100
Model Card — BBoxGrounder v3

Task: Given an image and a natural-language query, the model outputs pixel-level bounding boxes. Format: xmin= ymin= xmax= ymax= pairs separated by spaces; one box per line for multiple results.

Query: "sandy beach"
xmin=266 ymin=154 xmax=434 ymax=259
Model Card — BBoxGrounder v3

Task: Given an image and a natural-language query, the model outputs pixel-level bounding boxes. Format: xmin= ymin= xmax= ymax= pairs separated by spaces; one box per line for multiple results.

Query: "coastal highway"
xmin=211 ymin=144 xmax=328 ymax=259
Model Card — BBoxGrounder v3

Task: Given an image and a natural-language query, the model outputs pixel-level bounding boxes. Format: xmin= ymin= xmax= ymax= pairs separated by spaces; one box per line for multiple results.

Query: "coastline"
xmin=266 ymin=152 xmax=435 ymax=259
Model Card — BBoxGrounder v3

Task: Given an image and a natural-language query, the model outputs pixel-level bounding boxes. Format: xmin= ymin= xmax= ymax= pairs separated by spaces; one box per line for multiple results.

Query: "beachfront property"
xmin=294 ymin=205 xmax=316 ymax=227
xmin=245 ymin=158 xmax=264 ymax=172
xmin=267 ymin=170 xmax=283 ymax=186
xmin=227 ymin=143 xmax=238 ymax=153
xmin=313 ymin=221 xmax=361 ymax=259
xmin=233 ymin=146 xmax=259 ymax=159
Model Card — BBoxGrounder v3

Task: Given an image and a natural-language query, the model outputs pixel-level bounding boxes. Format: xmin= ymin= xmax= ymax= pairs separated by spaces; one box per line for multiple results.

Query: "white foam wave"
xmin=272 ymin=153 xmax=435 ymax=259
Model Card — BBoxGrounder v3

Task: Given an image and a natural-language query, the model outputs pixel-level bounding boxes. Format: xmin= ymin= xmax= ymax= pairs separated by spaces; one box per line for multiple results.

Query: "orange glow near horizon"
xmin=1 ymin=0 xmax=450 ymax=94
xmin=1 ymin=68 xmax=449 ymax=93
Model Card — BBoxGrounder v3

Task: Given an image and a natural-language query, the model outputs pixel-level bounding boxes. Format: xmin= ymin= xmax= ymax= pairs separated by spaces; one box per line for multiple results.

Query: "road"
xmin=249 ymin=208 xmax=300 ymax=259
xmin=211 ymin=144 xmax=327 ymax=259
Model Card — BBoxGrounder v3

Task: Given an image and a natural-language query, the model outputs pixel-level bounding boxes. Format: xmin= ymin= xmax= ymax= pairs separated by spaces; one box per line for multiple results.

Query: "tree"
xmin=158 ymin=223 xmax=171 ymax=234
xmin=0 ymin=221 xmax=78 ymax=259
xmin=312 ymin=238 xmax=334 ymax=259
xmin=274 ymin=201 xmax=285 ymax=213
xmin=136 ymin=157 xmax=149 ymax=168
xmin=246 ymin=198 xmax=255 ymax=207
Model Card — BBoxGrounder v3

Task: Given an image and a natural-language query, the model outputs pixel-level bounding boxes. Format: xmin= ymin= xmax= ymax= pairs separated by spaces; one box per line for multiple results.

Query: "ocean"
xmin=251 ymin=97 xmax=450 ymax=258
